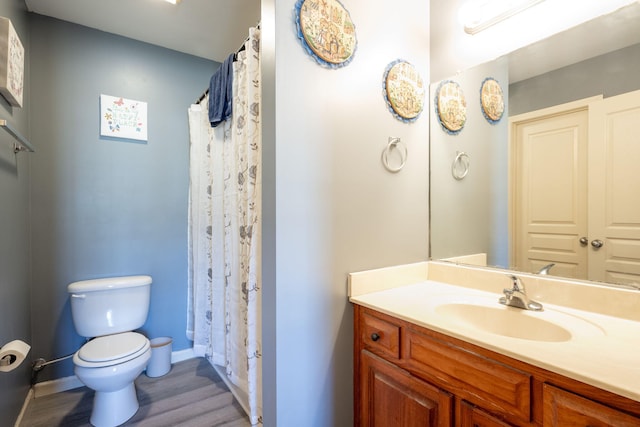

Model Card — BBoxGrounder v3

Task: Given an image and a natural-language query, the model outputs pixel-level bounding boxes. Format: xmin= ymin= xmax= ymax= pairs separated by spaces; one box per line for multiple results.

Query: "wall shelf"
xmin=0 ymin=119 xmax=34 ymax=153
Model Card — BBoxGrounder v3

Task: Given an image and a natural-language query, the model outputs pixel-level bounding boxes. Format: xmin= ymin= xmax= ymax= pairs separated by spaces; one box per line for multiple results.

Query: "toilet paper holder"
xmin=0 ymin=339 xmax=31 ymax=373
xmin=0 ymin=354 xmax=16 ymax=366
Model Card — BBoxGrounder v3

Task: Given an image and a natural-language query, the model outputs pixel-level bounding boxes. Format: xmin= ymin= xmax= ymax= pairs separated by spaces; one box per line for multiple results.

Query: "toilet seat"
xmin=74 ymin=332 xmax=150 ymax=368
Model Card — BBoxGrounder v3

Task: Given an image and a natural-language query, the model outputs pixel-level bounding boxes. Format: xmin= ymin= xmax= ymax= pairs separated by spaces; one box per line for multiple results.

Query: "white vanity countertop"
xmin=350 ymin=280 xmax=640 ymax=402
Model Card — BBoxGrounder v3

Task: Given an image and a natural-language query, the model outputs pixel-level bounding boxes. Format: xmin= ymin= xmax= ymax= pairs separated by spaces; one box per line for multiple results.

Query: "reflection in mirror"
xmin=430 ymin=57 xmax=509 ymax=268
xmin=429 ymin=3 xmax=640 ymax=288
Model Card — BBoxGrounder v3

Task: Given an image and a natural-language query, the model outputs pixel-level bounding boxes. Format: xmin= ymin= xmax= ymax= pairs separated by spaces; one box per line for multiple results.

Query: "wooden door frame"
xmin=507 ymin=95 xmax=603 ymax=270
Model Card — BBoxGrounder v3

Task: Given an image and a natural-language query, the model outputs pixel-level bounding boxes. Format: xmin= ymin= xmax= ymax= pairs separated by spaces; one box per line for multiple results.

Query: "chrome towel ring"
xmin=452 ymin=151 xmax=470 ymax=180
xmin=382 ymin=137 xmax=407 ymax=173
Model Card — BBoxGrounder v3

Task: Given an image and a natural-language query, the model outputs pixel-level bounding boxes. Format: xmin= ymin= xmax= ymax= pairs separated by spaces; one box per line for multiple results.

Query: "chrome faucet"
xmin=537 ymin=263 xmax=555 ymax=275
xmin=499 ymin=274 xmax=543 ymax=311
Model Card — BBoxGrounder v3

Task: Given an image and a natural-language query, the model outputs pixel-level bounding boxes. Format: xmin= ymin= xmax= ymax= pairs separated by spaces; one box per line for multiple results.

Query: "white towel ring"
xmin=382 ymin=137 xmax=407 ymax=173
xmin=452 ymin=151 xmax=470 ymax=180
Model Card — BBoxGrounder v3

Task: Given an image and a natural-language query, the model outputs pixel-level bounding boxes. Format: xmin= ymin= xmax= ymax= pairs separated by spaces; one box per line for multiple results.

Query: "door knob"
xmin=591 ymin=239 xmax=604 ymax=248
xmin=579 ymin=237 xmax=588 ymax=245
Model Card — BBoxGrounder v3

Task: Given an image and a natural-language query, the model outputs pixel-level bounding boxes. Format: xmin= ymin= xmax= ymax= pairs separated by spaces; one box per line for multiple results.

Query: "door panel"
xmin=513 ymin=90 xmax=640 ymax=284
xmin=589 ymin=89 xmax=640 ymax=284
xmin=514 ymin=109 xmax=589 ymax=277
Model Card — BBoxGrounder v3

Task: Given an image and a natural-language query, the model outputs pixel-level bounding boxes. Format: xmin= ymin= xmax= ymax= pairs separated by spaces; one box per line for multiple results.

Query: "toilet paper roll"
xmin=0 ymin=340 xmax=31 ymax=373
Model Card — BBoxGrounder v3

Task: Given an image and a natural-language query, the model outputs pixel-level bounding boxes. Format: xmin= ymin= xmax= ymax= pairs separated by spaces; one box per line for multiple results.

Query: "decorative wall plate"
xmin=435 ymin=80 xmax=467 ymax=134
xmin=480 ymin=77 xmax=504 ymax=124
xmin=383 ymin=60 xmax=425 ymax=122
xmin=295 ymin=0 xmax=357 ymax=69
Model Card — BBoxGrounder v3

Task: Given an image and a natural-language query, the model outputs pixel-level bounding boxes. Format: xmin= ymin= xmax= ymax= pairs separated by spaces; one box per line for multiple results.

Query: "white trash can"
xmin=146 ymin=337 xmax=172 ymax=378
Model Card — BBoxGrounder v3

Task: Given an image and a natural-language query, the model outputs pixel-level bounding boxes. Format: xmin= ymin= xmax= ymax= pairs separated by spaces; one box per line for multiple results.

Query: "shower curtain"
xmin=187 ymin=26 xmax=262 ymax=425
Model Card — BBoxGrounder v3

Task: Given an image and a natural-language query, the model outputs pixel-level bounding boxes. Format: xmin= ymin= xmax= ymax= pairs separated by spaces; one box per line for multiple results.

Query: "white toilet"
xmin=68 ymin=275 xmax=153 ymax=427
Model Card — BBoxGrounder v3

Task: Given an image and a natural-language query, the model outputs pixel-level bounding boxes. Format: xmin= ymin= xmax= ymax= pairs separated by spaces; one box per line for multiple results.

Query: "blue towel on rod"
xmin=208 ymin=53 xmax=234 ymax=127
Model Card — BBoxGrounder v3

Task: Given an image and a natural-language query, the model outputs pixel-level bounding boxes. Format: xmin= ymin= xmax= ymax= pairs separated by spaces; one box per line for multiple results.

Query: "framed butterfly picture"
xmin=100 ymin=94 xmax=148 ymax=141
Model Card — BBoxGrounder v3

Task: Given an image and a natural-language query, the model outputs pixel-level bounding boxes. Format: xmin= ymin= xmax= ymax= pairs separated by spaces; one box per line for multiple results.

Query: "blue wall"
xmin=510 ymin=43 xmax=640 ymax=115
xmin=0 ymin=1 xmax=30 ymax=425
xmin=28 ymin=14 xmax=216 ymax=381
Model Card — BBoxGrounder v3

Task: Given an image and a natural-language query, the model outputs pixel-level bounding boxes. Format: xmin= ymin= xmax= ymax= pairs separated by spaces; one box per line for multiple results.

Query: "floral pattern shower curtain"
xmin=187 ymin=27 xmax=262 ymax=425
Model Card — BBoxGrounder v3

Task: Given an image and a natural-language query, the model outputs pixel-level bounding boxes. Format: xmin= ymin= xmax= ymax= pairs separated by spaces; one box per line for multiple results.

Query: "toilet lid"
xmin=78 ymin=332 xmax=147 ymax=363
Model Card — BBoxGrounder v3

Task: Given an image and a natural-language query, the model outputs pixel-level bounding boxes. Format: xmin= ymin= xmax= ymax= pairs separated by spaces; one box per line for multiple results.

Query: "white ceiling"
xmin=24 ymin=0 xmax=261 ymax=63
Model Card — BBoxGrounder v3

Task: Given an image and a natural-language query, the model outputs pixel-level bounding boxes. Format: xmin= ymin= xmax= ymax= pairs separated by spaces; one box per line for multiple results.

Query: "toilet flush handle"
xmin=70 ymin=293 xmax=86 ymax=299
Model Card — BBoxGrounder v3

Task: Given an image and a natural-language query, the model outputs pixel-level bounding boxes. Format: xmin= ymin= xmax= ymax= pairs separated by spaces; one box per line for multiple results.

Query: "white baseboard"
xmin=33 ymin=374 xmax=84 ymax=398
xmin=171 ymin=347 xmax=196 ymax=364
xmin=32 ymin=347 xmax=197 ymax=399
xmin=14 ymin=388 xmax=34 ymax=427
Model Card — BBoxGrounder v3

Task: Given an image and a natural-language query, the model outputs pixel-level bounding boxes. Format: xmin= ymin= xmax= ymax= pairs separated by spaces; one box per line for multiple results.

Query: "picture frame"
xmin=0 ymin=17 xmax=24 ymax=108
xmin=100 ymin=94 xmax=148 ymax=141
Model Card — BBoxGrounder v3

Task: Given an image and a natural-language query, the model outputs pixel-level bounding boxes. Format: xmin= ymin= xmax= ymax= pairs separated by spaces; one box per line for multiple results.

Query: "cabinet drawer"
xmin=360 ymin=310 xmax=401 ymax=360
xmin=404 ymin=328 xmax=531 ymax=422
xmin=543 ymin=384 xmax=640 ymax=427
xmin=460 ymin=400 xmax=516 ymax=427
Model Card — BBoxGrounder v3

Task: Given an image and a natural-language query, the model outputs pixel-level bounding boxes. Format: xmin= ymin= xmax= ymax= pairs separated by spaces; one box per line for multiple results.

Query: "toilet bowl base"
xmin=90 ymin=383 xmax=139 ymax=427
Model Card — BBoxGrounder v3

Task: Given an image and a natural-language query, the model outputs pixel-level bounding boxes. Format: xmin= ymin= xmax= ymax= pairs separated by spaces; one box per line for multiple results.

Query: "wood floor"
xmin=20 ymin=358 xmax=252 ymax=427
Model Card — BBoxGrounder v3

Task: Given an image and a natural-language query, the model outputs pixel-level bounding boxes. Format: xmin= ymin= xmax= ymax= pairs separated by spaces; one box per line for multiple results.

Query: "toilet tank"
xmin=67 ymin=275 xmax=152 ymax=338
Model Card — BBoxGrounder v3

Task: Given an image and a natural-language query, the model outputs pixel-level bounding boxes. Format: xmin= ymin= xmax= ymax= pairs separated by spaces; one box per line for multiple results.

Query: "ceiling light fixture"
xmin=460 ymin=0 xmax=546 ymax=35
xmin=164 ymin=0 xmax=181 ymax=4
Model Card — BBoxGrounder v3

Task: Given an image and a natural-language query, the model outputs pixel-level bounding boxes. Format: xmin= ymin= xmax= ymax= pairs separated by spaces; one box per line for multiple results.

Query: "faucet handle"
xmin=506 ymin=274 xmax=525 ymax=292
xmin=501 ymin=274 xmax=543 ymax=311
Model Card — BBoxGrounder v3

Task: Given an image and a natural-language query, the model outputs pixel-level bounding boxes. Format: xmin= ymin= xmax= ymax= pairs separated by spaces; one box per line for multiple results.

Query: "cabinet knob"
xmin=370 ymin=333 xmax=380 ymax=342
xmin=591 ymin=239 xmax=604 ymax=248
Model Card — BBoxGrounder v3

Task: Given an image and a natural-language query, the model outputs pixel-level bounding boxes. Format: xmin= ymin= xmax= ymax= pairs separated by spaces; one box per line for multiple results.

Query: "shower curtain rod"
xmin=195 ymin=23 xmax=261 ymax=105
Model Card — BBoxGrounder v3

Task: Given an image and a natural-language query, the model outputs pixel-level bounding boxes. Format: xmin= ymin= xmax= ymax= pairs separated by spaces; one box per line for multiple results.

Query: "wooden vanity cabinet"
xmin=357 ymin=308 xmax=453 ymax=426
xmin=354 ymin=304 xmax=640 ymax=427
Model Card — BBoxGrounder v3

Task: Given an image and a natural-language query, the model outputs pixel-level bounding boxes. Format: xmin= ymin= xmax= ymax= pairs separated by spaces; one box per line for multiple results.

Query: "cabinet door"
xmin=360 ymin=350 xmax=453 ymax=427
xmin=460 ymin=401 xmax=516 ymax=427
xmin=543 ymin=384 xmax=640 ymax=427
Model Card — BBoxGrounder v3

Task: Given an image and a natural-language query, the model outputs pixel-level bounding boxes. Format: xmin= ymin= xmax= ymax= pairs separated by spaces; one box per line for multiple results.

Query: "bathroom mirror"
xmin=429 ymin=2 xmax=640 ymax=288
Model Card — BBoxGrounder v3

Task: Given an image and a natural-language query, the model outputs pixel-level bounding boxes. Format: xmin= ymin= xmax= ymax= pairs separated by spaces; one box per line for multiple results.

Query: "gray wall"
xmin=0 ymin=1 xmax=30 ymax=425
xmin=429 ymin=58 xmax=509 ymax=266
xmin=262 ymin=0 xmax=430 ymax=425
xmin=510 ymin=43 xmax=640 ymax=115
xmin=28 ymin=14 xmax=215 ymax=381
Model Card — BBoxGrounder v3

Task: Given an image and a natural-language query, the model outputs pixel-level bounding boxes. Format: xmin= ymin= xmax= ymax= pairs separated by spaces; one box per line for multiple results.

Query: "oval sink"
xmin=434 ymin=302 xmax=604 ymax=342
